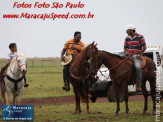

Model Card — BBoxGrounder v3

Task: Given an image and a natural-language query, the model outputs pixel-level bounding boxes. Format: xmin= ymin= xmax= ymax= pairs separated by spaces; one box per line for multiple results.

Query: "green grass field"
xmin=0 ymin=58 xmax=163 ymax=122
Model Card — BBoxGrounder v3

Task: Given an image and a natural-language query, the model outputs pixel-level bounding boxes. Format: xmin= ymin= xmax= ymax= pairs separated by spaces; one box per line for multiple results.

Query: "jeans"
xmin=63 ymin=64 xmax=70 ymax=83
xmin=131 ymin=54 xmax=142 ymax=86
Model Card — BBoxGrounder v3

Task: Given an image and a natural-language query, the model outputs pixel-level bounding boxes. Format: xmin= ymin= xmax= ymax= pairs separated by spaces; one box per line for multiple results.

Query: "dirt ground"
xmin=1 ymin=95 xmax=162 ymax=108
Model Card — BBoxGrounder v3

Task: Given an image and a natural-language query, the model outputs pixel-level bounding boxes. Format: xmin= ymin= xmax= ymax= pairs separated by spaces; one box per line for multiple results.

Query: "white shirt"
xmin=7 ymin=52 xmax=16 ymax=61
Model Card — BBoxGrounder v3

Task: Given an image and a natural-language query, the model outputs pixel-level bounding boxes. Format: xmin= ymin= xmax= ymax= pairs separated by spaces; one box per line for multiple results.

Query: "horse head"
xmin=87 ymin=42 xmax=99 ymax=76
xmin=14 ymin=53 xmax=27 ymax=76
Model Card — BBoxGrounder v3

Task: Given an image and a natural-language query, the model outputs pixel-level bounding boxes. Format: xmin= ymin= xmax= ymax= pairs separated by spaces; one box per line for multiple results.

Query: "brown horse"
xmin=90 ymin=50 xmax=156 ymax=116
xmin=70 ymin=42 xmax=98 ymax=114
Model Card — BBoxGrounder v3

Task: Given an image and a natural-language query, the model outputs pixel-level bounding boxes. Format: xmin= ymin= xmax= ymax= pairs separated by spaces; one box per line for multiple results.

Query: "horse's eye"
xmin=18 ymin=60 xmax=21 ymax=63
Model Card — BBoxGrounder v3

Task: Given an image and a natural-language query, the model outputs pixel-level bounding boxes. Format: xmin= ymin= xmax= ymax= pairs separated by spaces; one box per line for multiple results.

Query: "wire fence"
xmin=0 ymin=57 xmax=61 ymax=69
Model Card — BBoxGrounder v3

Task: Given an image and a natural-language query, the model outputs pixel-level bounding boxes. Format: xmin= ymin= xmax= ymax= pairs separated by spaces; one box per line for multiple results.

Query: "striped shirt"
xmin=64 ymin=39 xmax=85 ymax=55
xmin=124 ymin=33 xmax=146 ymax=54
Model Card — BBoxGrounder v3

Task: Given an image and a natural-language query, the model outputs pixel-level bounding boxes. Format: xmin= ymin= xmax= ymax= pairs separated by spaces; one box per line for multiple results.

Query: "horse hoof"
xmin=125 ymin=113 xmax=129 ymax=116
xmin=87 ymin=111 xmax=90 ymax=114
xmin=114 ymin=113 xmax=118 ymax=117
xmin=73 ymin=111 xmax=77 ymax=114
xmin=141 ymin=111 xmax=146 ymax=115
xmin=152 ymin=111 xmax=155 ymax=115
xmin=78 ymin=110 xmax=82 ymax=114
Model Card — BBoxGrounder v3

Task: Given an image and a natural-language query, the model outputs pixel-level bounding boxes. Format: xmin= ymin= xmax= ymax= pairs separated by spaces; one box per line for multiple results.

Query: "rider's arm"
xmin=61 ymin=48 xmax=66 ymax=61
xmin=138 ymin=44 xmax=146 ymax=55
xmin=138 ymin=36 xmax=146 ymax=55
xmin=72 ymin=42 xmax=85 ymax=52
xmin=124 ymin=48 xmax=130 ymax=55
xmin=124 ymin=39 xmax=129 ymax=55
xmin=7 ymin=54 xmax=11 ymax=63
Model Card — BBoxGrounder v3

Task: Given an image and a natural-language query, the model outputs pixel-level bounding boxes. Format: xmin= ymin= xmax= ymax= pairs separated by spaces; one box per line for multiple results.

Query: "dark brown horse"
xmin=90 ymin=50 xmax=156 ymax=116
xmin=70 ymin=42 xmax=98 ymax=114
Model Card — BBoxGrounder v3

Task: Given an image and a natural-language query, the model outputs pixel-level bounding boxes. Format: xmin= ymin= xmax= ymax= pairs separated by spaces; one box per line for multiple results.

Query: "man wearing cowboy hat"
xmin=61 ymin=31 xmax=85 ymax=91
xmin=124 ymin=25 xmax=146 ymax=90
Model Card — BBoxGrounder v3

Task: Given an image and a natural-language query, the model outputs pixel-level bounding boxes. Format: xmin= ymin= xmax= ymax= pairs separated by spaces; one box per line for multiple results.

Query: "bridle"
xmin=71 ymin=45 xmax=98 ymax=80
xmin=15 ymin=56 xmax=27 ymax=69
xmin=9 ymin=56 xmax=27 ymax=77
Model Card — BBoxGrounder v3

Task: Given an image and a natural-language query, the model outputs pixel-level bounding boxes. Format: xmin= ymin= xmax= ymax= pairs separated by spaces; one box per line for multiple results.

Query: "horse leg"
xmin=85 ymin=83 xmax=90 ymax=113
xmin=141 ymin=80 xmax=148 ymax=115
xmin=149 ymin=79 xmax=156 ymax=115
xmin=17 ymin=86 xmax=24 ymax=105
xmin=5 ymin=92 xmax=10 ymax=105
xmin=113 ymin=84 xmax=121 ymax=116
xmin=122 ymin=83 xmax=129 ymax=116
xmin=17 ymin=91 xmax=23 ymax=105
xmin=78 ymin=96 xmax=81 ymax=114
xmin=72 ymin=83 xmax=79 ymax=114
xmin=13 ymin=91 xmax=18 ymax=105
xmin=1 ymin=90 xmax=6 ymax=104
xmin=6 ymin=91 xmax=12 ymax=105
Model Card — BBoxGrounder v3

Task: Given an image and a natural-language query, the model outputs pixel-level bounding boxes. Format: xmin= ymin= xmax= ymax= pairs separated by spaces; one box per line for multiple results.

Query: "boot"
xmin=63 ymin=82 xmax=67 ymax=90
xmin=24 ymin=84 xmax=29 ymax=87
xmin=24 ymin=77 xmax=29 ymax=87
xmin=62 ymin=81 xmax=70 ymax=91
xmin=136 ymin=85 xmax=141 ymax=92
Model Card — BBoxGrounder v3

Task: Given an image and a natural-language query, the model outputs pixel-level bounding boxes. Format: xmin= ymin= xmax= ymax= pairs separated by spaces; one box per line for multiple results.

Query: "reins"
xmin=109 ymin=54 xmax=131 ymax=70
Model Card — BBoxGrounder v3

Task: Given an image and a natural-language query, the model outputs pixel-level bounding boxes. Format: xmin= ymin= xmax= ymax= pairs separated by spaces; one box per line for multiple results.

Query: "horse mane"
xmin=72 ymin=43 xmax=94 ymax=66
xmin=100 ymin=50 xmax=125 ymax=59
xmin=17 ymin=54 xmax=25 ymax=57
xmin=76 ymin=43 xmax=92 ymax=58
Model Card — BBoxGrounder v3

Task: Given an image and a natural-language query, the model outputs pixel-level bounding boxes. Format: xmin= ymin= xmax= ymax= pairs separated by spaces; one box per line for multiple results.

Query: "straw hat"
xmin=61 ymin=55 xmax=72 ymax=65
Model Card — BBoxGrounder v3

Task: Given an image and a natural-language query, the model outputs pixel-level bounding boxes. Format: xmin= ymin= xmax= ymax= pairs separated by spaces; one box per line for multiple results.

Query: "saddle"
xmin=128 ymin=56 xmax=147 ymax=69
xmin=141 ymin=57 xmax=146 ymax=69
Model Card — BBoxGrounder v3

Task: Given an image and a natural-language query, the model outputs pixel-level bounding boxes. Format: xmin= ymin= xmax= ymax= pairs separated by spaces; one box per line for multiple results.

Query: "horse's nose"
xmin=23 ymin=69 xmax=27 ymax=74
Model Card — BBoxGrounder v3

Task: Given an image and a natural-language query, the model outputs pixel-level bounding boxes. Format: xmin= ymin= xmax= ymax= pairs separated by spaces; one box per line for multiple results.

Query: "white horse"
xmin=0 ymin=54 xmax=27 ymax=105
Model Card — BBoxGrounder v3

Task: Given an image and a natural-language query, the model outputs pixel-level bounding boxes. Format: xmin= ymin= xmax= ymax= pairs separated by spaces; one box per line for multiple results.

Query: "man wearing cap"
xmin=61 ymin=31 xmax=85 ymax=91
xmin=124 ymin=25 xmax=146 ymax=90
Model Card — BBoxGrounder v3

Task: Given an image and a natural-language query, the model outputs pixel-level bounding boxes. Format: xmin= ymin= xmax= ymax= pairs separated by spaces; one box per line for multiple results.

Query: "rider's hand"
xmin=136 ymin=54 xmax=141 ymax=59
xmin=126 ymin=51 xmax=130 ymax=56
xmin=71 ymin=45 xmax=77 ymax=50
xmin=61 ymin=56 xmax=65 ymax=61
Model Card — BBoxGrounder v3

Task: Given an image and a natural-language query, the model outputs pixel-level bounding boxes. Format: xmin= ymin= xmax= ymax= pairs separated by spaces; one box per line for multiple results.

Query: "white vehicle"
xmin=116 ymin=48 xmax=163 ymax=94
xmin=89 ymin=47 xmax=163 ymax=102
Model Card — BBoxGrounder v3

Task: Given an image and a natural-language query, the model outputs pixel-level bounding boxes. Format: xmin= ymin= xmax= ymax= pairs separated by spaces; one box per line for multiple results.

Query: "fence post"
xmin=32 ymin=61 xmax=34 ymax=68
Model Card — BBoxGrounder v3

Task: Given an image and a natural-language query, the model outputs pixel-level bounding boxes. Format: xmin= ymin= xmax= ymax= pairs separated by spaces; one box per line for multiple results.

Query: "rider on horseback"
xmin=124 ymin=25 xmax=147 ymax=89
xmin=61 ymin=32 xmax=85 ymax=91
xmin=0 ymin=43 xmax=29 ymax=87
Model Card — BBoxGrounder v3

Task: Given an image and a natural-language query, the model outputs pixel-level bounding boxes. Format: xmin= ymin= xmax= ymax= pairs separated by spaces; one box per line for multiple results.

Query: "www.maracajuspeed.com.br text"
xmin=3 ymin=12 xmax=94 ymax=20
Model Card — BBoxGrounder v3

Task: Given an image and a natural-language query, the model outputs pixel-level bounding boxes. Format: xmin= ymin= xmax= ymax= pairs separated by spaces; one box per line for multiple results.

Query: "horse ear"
xmin=95 ymin=43 xmax=98 ymax=47
xmin=91 ymin=41 xmax=95 ymax=45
